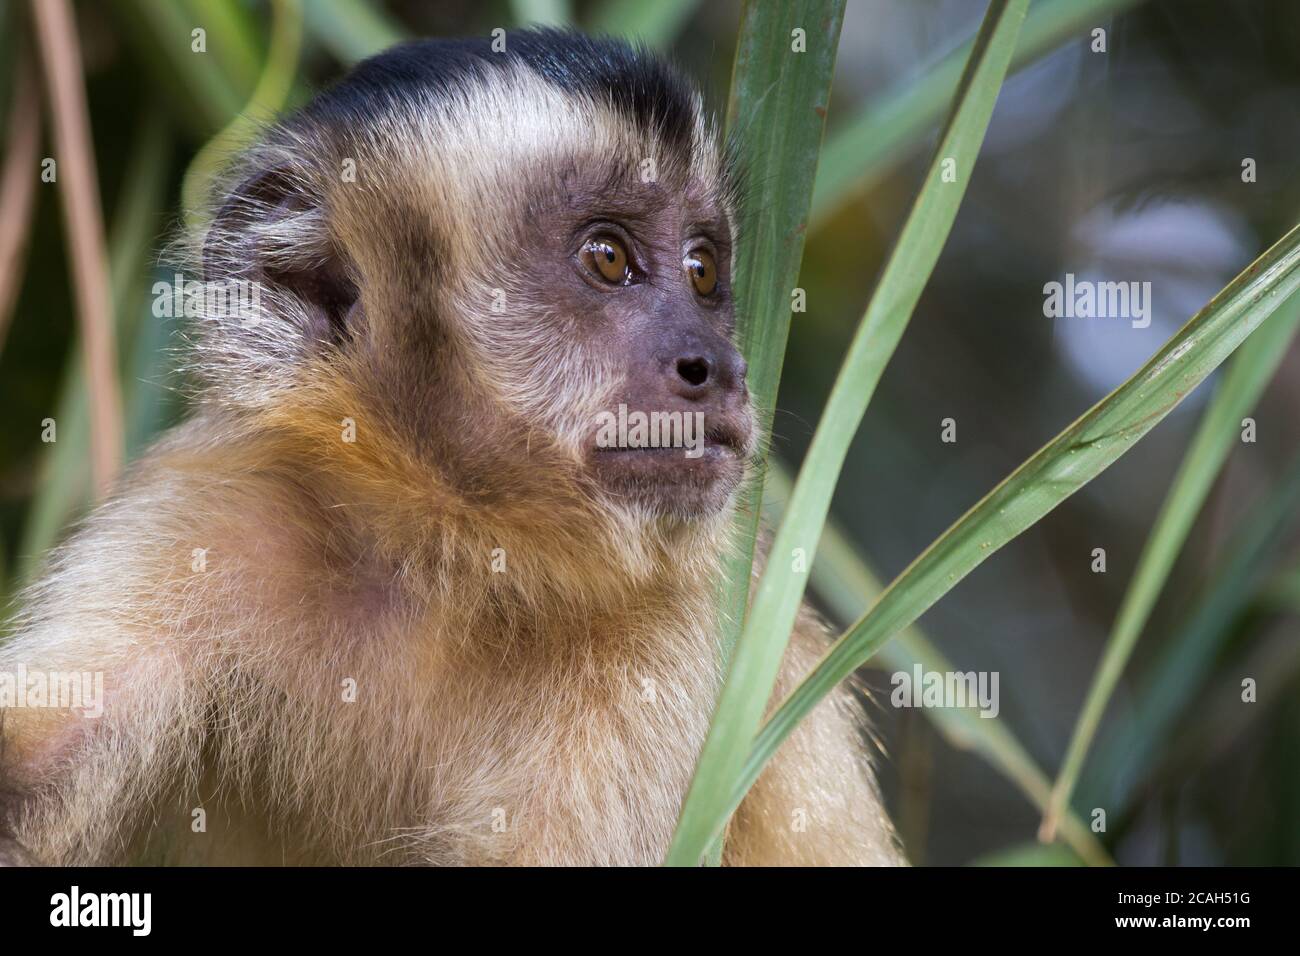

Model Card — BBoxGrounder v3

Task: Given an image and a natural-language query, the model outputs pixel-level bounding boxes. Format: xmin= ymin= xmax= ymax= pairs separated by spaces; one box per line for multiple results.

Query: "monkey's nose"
xmin=667 ymin=346 xmax=747 ymax=400
xmin=675 ymin=356 xmax=711 ymax=388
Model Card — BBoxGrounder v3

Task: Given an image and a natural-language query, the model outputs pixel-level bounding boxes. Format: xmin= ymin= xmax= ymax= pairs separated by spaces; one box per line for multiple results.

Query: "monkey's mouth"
xmin=590 ymin=422 xmax=749 ymax=461
xmin=586 ymin=413 xmax=752 ymax=518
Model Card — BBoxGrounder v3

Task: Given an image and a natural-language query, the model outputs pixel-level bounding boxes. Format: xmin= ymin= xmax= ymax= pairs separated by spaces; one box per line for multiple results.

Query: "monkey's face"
xmin=579 ymin=221 xmax=753 ymax=518
xmin=498 ymin=172 xmax=755 ymax=520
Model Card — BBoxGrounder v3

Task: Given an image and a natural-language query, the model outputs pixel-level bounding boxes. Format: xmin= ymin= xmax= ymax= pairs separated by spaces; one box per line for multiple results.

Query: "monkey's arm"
xmin=0 ymin=564 xmax=211 ymax=866
xmin=0 ymin=621 xmax=205 ymax=866
xmin=0 ymin=457 xmax=221 ymax=865
xmin=724 ymin=604 xmax=907 ymax=866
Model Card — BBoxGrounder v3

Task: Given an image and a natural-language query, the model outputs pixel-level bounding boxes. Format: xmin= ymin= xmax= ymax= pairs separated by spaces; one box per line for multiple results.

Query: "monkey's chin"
xmin=589 ymin=443 xmax=746 ymax=518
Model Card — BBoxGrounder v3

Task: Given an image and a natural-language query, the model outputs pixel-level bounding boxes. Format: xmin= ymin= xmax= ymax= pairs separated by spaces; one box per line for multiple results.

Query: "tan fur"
xmin=1 ymin=411 xmax=902 ymax=865
xmin=0 ymin=38 xmax=904 ymax=866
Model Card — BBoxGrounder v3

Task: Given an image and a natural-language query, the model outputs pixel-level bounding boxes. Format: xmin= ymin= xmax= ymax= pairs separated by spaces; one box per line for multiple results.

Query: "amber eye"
xmin=581 ymin=236 xmax=630 ymax=285
xmin=684 ymin=248 xmax=718 ymax=297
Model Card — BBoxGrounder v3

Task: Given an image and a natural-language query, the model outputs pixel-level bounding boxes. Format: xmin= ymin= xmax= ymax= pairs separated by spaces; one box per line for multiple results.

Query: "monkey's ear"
xmin=204 ymin=164 xmax=360 ymax=347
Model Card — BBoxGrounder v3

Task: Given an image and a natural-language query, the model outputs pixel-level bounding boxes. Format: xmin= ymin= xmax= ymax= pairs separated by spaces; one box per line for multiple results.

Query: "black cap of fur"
xmin=296 ymin=27 xmax=697 ymax=150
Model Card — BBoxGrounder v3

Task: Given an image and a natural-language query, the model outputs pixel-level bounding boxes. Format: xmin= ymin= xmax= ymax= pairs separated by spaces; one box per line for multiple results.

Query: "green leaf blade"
xmin=1041 ymin=298 xmax=1300 ymax=837
xmin=766 ymin=460 xmax=1111 ymax=864
xmin=736 ymin=220 xmax=1300 ymax=829
xmin=810 ymin=0 xmax=1145 ymax=228
xmin=1082 ymin=451 xmax=1300 ymax=815
xmin=716 ymin=0 xmax=846 ymax=653
xmin=668 ymin=0 xmax=1029 ymax=866
xmin=302 ymin=0 xmax=407 ymax=65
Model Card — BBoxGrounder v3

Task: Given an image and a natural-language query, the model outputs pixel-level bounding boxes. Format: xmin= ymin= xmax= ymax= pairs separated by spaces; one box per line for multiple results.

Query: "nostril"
xmin=676 ymin=357 xmax=710 ymax=388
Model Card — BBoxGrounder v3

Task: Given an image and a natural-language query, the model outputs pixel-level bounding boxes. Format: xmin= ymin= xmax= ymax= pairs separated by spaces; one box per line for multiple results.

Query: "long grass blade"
xmin=1080 ymin=450 xmax=1300 ymax=816
xmin=0 ymin=53 xmax=40 ymax=356
xmin=761 ymin=462 xmax=1111 ymax=865
xmin=18 ymin=111 xmax=171 ymax=576
xmin=32 ymin=0 xmax=125 ymax=499
xmin=302 ymin=0 xmax=406 ymax=65
xmin=703 ymin=0 xmax=849 ymax=866
xmin=181 ymin=0 xmax=304 ymax=226
xmin=714 ymin=0 xmax=846 ymax=685
xmin=810 ymin=0 xmax=1143 ymax=229
xmin=1040 ymin=297 xmax=1300 ymax=839
xmin=109 ymin=0 xmax=245 ymax=136
xmin=972 ymin=842 xmax=1084 ymax=866
xmin=667 ymin=0 xmax=1028 ymax=866
xmin=731 ymin=220 xmax=1300 ymax=837
xmin=187 ymin=0 xmax=264 ymax=98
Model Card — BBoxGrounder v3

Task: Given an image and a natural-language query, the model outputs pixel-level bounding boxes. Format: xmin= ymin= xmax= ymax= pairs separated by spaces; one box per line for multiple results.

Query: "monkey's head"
xmin=199 ymin=29 xmax=754 ymax=547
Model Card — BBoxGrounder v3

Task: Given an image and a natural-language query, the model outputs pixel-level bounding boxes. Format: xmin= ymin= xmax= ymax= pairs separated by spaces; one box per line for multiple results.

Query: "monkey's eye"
xmin=684 ymin=248 xmax=718 ymax=297
xmin=580 ymin=236 xmax=631 ymax=285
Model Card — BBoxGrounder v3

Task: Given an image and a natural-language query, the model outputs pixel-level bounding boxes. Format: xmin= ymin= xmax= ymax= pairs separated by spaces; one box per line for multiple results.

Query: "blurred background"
xmin=0 ymin=0 xmax=1296 ymax=864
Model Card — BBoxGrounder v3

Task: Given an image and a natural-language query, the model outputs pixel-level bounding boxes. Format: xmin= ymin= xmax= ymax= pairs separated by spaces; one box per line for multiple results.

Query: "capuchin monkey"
xmin=0 ymin=29 xmax=903 ymax=866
